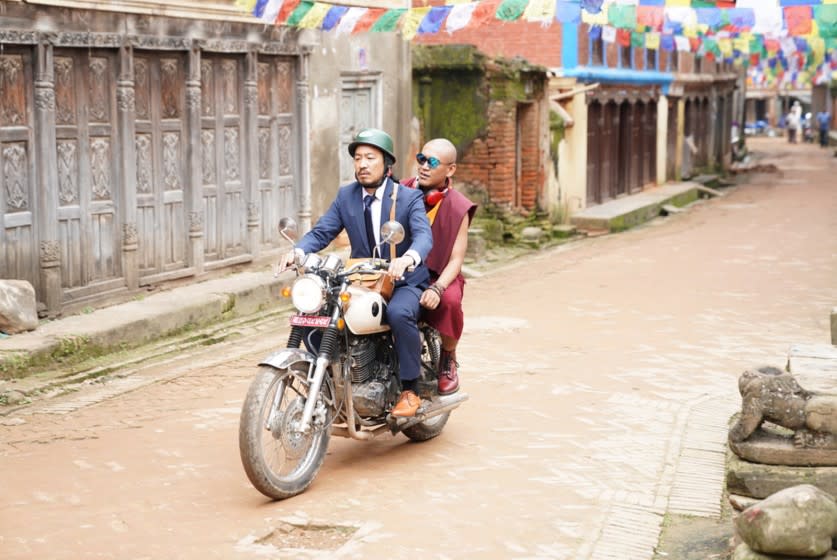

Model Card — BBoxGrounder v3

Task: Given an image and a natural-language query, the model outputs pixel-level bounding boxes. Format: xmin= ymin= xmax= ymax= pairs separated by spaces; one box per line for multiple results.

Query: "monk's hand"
xmin=420 ymin=288 xmax=440 ymax=310
xmin=387 ymin=255 xmax=414 ymax=280
xmin=274 ymin=249 xmax=298 ymax=276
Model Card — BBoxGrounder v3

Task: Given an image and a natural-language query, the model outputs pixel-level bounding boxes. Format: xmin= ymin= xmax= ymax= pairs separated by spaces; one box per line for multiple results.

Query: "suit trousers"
xmin=385 ymin=284 xmax=423 ymax=381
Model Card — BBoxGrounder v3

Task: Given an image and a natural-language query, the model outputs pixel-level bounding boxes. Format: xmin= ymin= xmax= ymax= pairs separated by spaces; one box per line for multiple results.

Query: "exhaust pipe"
xmin=388 ymin=392 xmax=469 ymax=432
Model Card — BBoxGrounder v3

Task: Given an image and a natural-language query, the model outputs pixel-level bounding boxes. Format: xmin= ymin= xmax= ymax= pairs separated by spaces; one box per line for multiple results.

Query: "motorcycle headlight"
xmin=291 ymin=274 xmax=326 ymax=313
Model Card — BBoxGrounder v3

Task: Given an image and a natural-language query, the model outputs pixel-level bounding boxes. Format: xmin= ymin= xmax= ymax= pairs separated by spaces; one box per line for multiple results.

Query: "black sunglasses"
xmin=416 ymin=153 xmax=449 ymax=169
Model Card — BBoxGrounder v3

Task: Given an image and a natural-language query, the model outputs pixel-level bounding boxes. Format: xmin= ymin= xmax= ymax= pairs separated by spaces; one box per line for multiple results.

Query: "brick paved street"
xmin=1 ymin=137 xmax=835 ymax=559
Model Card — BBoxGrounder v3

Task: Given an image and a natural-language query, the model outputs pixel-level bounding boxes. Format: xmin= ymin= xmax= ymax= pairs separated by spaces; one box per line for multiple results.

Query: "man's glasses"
xmin=416 ymin=153 xmax=448 ymax=169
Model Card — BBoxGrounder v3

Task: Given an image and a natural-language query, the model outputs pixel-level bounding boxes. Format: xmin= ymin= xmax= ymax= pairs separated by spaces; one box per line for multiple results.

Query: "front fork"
xmin=297 ymin=305 xmax=342 ymax=432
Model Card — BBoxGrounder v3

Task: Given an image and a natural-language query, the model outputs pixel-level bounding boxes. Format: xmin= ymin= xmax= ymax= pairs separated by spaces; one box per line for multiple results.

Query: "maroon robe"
xmin=402 ymin=177 xmax=477 ymax=340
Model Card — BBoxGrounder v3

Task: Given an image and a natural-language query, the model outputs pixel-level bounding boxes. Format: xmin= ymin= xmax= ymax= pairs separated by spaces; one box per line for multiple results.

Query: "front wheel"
xmin=239 ymin=365 xmax=331 ymax=500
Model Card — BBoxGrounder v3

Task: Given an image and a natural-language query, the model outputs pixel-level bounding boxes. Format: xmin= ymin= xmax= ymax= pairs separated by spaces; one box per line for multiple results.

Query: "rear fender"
xmin=259 ymin=348 xmax=316 ymax=371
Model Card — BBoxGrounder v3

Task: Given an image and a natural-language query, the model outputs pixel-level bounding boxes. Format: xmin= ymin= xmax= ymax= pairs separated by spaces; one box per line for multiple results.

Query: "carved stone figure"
xmin=729 ymin=366 xmax=837 ymax=466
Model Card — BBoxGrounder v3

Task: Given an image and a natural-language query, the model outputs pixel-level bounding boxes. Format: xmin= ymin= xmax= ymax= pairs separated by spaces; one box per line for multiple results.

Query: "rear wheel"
xmin=403 ymin=411 xmax=450 ymax=442
xmin=239 ymin=365 xmax=331 ymax=500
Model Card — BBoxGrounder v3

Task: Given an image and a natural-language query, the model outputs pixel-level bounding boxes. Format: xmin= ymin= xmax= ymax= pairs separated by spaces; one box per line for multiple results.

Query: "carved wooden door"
xmin=339 ymin=74 xmax=379 ymax=186
xmin=200 ymin=55 xmax=248 ymax=266
xmin=631 ymin=102 xmax=643 ymax=193
xmin=0 ymin=49 xmax=38 ymax=292
xmin=134 ymin=52 xmax=189 ymax=283
xmin=257 ymin=56 xmax=296 ymax=249
xmin=54 ymin=49 xmax=122 ymax=299
xmin=600 ymin=101 xmax=616 ymax=203
xmin=616 ymin=102 xmax=631 ymax=197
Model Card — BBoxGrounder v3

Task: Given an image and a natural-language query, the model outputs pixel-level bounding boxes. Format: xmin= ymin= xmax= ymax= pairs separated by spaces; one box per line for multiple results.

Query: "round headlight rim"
xmin=291 ymin=274 xmax=326 ymax=314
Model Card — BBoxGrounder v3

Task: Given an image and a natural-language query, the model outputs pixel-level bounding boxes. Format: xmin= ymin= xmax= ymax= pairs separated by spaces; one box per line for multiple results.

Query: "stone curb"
xmin=0 ymin=270 xmax=289 ymax=377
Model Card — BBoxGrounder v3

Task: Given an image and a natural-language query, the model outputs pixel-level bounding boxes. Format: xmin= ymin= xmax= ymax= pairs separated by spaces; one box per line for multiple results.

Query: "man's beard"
xmin=357 ymin=172 xmax=385 ymax=189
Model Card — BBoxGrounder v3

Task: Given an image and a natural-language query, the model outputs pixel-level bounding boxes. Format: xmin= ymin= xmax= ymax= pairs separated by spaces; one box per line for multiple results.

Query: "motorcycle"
xmin=239 ymin=218 xmax=468 ymax=500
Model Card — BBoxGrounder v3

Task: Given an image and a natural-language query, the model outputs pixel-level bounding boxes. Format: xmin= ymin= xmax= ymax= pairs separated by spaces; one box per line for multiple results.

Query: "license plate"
xmin=290 ymin=315 xmax=330 ymax=328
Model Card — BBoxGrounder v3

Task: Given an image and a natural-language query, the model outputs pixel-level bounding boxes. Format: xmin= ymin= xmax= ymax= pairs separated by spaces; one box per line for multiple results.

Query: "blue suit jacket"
xmin=296 ymin=178 xmax=432 ymax=288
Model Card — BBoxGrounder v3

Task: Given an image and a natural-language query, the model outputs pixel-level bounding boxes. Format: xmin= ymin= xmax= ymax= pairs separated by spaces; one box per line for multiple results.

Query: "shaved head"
xmin=422 ymin=138 xmax=457 ymax=164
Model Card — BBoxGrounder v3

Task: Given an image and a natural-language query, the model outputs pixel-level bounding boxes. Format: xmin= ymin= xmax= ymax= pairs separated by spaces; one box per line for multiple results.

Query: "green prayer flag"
xmin=814 ymin=6 xmax=837 ymax=39
xmin=371 ymin=8 xmax=406 ymax=32
xmin=691 ymin=1 xmax=716 ymax=8
xmin=631 ymin=31 xmax=645 ymax=48
xmin=286 ymin=0 xmax=314 ymax=26
xmin=608 ymin=5 xmax=636 ymax=29
xmin=495 ymin=0 xmax=528 ymax=21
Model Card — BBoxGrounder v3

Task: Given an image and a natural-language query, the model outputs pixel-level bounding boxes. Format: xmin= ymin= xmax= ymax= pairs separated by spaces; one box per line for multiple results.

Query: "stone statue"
xmin=729 ymin=366 xmax=837 ymax=466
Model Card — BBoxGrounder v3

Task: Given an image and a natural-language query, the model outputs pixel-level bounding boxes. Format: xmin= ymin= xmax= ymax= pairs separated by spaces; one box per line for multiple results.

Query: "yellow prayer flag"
xmin=581 ymin=5 xmax=608 ymax=25
xmin=298 ymin=2 xmax=331 ymax=28
xmin=665 ymin=0 xmax=690 ymax=6
xmin=524 ymin=0 xmax=555 ymax=23
xmin=236 ymin=0 xmax=257 ymax=12
xmin=683 ymin=25 xmax=698 ymax=38
xmin=719 ymin=38 xmax=733 ymax=58
xmin=733 ymin=37 xmax=749 ymax=54
xmin=401 ymin=7 xmax=430 ymax=41
xmin=811 ymin=38 xmax=825 ymax=66
xmin=803 ymin=20 xmax=819 ymax=41
xmin=646 ymin=32 xmax=660 ymax=50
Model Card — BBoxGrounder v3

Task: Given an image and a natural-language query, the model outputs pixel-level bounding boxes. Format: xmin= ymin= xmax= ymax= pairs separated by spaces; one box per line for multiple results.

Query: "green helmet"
xmin=348 ymin=128 xmax=396 ymax=163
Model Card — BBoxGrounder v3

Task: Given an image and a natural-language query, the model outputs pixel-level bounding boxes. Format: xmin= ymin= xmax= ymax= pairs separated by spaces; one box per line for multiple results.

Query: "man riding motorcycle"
xmin=277 ymin=128 xmax=432 ymax=417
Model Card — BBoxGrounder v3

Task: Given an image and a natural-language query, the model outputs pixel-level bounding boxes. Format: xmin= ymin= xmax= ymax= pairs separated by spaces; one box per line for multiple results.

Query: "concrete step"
xmin=570 ymin=182 xmax=700 ymax=233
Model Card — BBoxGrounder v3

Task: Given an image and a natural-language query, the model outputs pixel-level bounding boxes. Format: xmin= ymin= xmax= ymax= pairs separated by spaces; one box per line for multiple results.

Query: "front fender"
xmin=259 ymin=348 xmax=316 ymax=371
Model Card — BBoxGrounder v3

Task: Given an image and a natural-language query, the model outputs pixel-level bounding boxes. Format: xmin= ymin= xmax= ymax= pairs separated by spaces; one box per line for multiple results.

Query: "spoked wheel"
xmin=239 ymin=365 xmax=331 ymax=500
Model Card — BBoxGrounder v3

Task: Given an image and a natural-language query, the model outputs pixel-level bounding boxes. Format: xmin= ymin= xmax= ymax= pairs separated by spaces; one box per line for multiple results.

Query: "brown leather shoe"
xmin=438 ymin=350 xmax=460 ymax=395
xmin=391 ymin=390 xmax=421 ymax=417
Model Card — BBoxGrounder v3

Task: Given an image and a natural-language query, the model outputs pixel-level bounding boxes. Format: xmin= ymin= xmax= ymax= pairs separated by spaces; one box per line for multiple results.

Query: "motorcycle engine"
xmin=346 ymin=336 xmax=399 ymax=418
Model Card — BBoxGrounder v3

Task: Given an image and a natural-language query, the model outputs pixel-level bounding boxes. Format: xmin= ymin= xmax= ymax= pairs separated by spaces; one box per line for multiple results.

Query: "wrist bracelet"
xmin=429 ymin=283 xmax=445 ymax=296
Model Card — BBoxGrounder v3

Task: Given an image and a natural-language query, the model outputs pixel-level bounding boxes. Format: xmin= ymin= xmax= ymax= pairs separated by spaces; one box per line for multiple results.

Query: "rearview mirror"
xmin=278 ymin=217 xmax=298 ymax=243
xmin=380 ymin=221 xmax=405 ymax=245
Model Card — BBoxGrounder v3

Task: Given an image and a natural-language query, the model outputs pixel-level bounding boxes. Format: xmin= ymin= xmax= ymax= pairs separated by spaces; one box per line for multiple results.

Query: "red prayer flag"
xmin=470 ymin=0 xmax=503 ymax=26
xmin=784 ymin=6 xmax=812 ymax=36
xmin=617 ymin=28 xmax=631 ymax=47
xmin=636 ymin=6 xmax=663 ymax=31
xmin=276 ymin=0 xmax=301 ymax=23
xmin=352 ymin=8 xmax=386 ymax=33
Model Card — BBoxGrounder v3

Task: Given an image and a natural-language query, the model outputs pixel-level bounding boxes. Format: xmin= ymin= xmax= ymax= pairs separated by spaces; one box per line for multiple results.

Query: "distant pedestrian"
xmin=787 ymin=101 xmax=802 ymax=144
xmin=816 ymin=110 xmax=831 ymax=148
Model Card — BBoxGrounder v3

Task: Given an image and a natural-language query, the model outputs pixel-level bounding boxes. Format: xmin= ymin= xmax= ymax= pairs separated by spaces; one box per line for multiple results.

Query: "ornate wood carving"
xmin=117 ymin=85 xmax=135 ymax=112
xmin=223 ymin=127 xmax=240 ymax=181
xmin=257 ymin=62 xmax=270 ymax=115
xmin=39 ymin=240 xmax=61 ymax=268
xmin=0 ymin=55 xmax=26 ymax=126
xmin=162 ymin=132 xmax=181 ymax=190
xmin=88 ymin=57 xmax=109 ymax=122
xmin=188 ymin=211 xmax=203 ymax=233
xmin=135 ymin=134 xmax=152 ymax=194
xmin=201 ymin=130 xmax=215 ymax=184
xmin=278 ymin=125 xmax=291 ymax=175
xmin=89 ymin=137 xmax=112 ymax=200
xmin=35 ymin=88 xmax=56 ymax=111
xmin=122 ymin=222 xmax=138 ymax=246
xmin=258 ymin=128 xmax=270 ymax=179
xmin=186 ymin=83 xmax=200 ymax=112
xmin=276 ymin=60 xmax=292 ymax=113
xmin=160 ymin=58 xmax=180 ymax=119
xmin=2 ymin=143 xmax=28 ymax=211
xmin=134 ymin=58 xmax=150 ymax=120
xmin=222 ymin=60 xmax=237 ymax=115
xmin=54 ymin=56 xmax=75 ymax=125
xmin=57 ymin=140 xmax=79 ymax=205
xmin=200 ymin=60 xmax=214 ymax=117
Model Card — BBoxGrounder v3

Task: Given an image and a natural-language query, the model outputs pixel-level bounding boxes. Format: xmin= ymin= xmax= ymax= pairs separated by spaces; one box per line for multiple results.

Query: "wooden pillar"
xmin=116 ymin=40 xmax=139 ymax=290
xmin=296 ymin=47 xmax=312 ymax=233
xmin=675 ymin=98 xmax=685 ymax=181
xmin=656 ymin=95 xmax=668 ymax=185
xmin=244 ymin=48 xmax=260 ymax=256
xmin=185 ymin=41 xmax=204 ymax=273
xmin=33 ymin=35 xmax=61 ymax=317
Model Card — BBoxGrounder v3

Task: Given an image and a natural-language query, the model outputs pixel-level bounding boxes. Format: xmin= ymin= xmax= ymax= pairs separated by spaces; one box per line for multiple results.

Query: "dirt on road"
xmin=1 ymin=137 xmax=835 ymax=560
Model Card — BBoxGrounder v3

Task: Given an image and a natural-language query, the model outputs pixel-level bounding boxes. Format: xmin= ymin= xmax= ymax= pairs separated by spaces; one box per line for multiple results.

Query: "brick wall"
xmin=413 ymin=18 xmax=564 ymax=68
